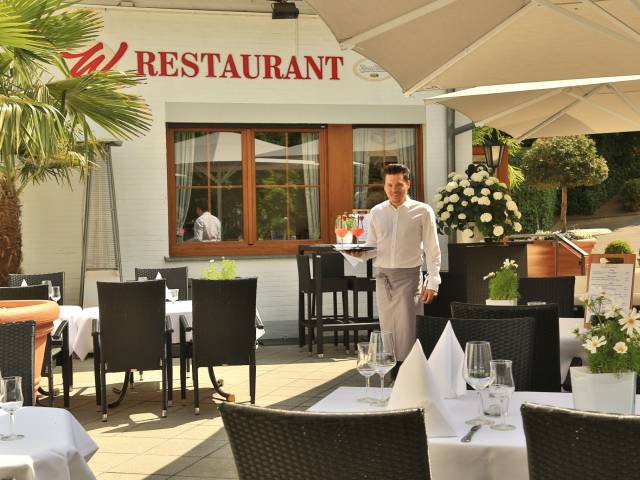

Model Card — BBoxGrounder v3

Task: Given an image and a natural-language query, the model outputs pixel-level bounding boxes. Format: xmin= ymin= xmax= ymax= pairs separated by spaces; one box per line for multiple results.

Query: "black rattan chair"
xmin=220 ymin=403 xmax=430 ymax=480
xmin=416 ymin=315 xmax=535 ymax=391
xmin=135 ymin=267 xmax=188 ymax=300
xmin=179 ymin=277 xmax=257 ymax=414
xmin=93 ymin=280 xmax=172 ymax=421
xmin=519 ymin=276 xmax=575 ymax=317
xmin=522 ymin=402 xmax=640 ymax=480
xmin=451 ymin=302 xmax=560 ymax=392
xmin=0 ymin=285 xmax=70 ymax=407
xmin=8 ymin=272 xmax=65 ymax=304
xmin=0 ymin=321 xmax=36 ymax=406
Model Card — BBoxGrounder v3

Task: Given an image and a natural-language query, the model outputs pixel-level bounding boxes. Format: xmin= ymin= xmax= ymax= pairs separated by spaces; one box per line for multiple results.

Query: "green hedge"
xmin=620 ymin=178 xmax=640 ymax=211
xmin=565 ymin=183 xmax=608 ymax=215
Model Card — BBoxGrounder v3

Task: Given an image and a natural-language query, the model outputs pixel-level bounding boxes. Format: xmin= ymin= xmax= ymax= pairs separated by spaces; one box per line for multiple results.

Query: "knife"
xmin=460 ymin=424 xmax=482 ymax=443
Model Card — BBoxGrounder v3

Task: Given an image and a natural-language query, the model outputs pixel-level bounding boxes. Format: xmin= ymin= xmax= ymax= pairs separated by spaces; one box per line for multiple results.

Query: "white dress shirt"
xmin=367 ymin=197 xmax=442 ymax=291
xmin=193 ymin=211 xmax=221 ymax=242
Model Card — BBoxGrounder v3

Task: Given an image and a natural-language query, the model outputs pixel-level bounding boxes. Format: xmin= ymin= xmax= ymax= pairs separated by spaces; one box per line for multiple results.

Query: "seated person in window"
xmin=193 ymin=201 xmax=221 ymax=242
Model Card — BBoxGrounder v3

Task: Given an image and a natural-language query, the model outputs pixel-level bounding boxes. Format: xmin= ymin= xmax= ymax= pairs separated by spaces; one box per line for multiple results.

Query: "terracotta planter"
xmin=526 ymin=239 xmax=597 ymax=277
xmin=0 ymin=300 xmax=60 ymax=398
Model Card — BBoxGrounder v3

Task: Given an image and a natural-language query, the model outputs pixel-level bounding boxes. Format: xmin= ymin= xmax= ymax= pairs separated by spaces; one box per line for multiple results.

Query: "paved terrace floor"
xmin=51 ymin=344 xmax=365 ymax=479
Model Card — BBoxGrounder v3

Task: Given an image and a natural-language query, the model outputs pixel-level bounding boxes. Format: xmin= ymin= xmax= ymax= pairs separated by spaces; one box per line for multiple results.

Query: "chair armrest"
xmin=52 ymin=319 xmax=68 ymax=340
xmin=179 ymin=314 xmax=192 ymax=332
xmin=165 ymin=315 xmax=174 ymax=334
xmin=92 ymin=318 xmax=100 ymax=336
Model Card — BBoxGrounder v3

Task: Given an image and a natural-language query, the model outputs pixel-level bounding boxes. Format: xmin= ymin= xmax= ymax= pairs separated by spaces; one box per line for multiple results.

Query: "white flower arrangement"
xmin=434 ymin=167 xmax=523 ymax=240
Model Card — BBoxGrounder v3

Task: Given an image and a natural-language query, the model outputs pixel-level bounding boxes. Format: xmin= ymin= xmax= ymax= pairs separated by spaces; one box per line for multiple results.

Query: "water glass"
xmin=169 ymin=289 xmax=180 ymax=303
xmin=463 ymin=341 xmax=494 ymax=426
xmin=50 ymin=286 xmax=61 ymax=304
xmin=0 ymin=376 xmax=24 ymax=441
xmin=41 ymin=280 xmax=53 ymax=299
xmin=356 ymin=343 xmax=376 ymax=403
xmin=489 ymin=359 xmax=516 ymax=431
xmin=369 ymin=331 xmax=396 ymax=404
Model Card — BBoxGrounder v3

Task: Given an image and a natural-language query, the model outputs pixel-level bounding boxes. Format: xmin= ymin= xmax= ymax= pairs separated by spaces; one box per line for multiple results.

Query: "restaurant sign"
xmin=62 ymin=41 xmax=345 ymax=80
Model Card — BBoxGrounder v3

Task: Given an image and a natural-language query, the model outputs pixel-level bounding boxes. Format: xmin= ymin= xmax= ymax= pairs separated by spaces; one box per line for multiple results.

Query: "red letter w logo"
xmin=62 ymin=42 xmax=128 ymax=76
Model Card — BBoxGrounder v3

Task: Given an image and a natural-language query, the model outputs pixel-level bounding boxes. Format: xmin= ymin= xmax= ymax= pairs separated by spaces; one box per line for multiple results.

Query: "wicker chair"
xmin=179 ymin=278 xmax=257 ymax=413
xmin=220 ymin=403 xmax=430 ymax=480
xmin=135 ymin=267 xmax=189 ymax=300
xmin=8 ymin=272 xmax=65 ymax=304
xmin=0 ymin=285 xmax=70 ymax=407
xmin=451 ymin=302 xmax=560 ymax=392
xmin=521 ymin=402 xmax=640 ymax=479
xmin=416 ymin=315 xmax=535 ymax=391
xmin=519 ymin=276 xmax=575 ymax=317
xmin=93 ymin=280 xmax=172 ymax=421
xmin=0 ymin=321 xmax=36 ymax=406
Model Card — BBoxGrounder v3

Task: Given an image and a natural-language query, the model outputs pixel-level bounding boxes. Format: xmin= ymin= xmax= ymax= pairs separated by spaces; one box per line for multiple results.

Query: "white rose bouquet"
xmin=433 ymin=169 xmax=523 ymax=240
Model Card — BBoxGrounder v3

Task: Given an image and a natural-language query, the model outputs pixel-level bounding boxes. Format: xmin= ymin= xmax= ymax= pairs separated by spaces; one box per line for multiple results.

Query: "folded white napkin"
xmin=340 ymin=252 xmax=363 ymax=268
xmin=155 ymin=272 xmax=172 ymax=301
xmin=428 ymin=321 xmax=467 ymax=399
xmin=387 ymin=340 xmax=459 ymax=437
xmin=20 ymin=279 xmax=28 ymax=287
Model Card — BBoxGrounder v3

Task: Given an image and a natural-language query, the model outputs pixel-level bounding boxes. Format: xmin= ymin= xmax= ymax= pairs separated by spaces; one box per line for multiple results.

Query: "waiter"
xmin=355 ymin=163 xmax=441 ymax=379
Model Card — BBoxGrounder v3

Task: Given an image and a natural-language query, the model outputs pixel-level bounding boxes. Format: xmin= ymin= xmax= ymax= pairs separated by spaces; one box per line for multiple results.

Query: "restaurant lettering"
xmin=62 ymin=42 xmax=344 ymax=80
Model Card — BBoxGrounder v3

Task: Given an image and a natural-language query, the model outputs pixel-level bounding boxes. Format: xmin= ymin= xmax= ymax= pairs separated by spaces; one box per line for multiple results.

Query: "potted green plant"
xmin=483 ymin=259 xmax=519 ymax=305
xmin=571 ymin=295 xmax=640 ymax=414
xmin=202 ymin=258 xmax=238 ymax=280
xmin=604 ymin=240 xmax=634 ymax=264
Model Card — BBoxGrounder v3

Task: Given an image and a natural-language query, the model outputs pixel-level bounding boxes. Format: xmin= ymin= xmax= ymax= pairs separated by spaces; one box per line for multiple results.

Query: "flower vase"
xmin=457 ymin=225 xmax=484 ymax=244
xmin=570 ymin=366 xmax=636 ymax=414
xmin=485 ymin=299 xmax=517 ymax=306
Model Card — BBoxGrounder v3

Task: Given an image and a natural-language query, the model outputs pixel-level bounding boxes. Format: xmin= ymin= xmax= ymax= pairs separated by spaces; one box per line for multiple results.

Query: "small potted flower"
xmin=571 ymin=294 xmax=640 ymax=414
xmin=202 ymin=258 xmax=238 ymax=280
xmin=483 ymin=259 xmax=519 ymax=306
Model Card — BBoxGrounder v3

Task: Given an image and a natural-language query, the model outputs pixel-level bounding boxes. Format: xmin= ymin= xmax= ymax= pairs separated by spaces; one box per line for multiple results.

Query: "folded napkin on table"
xmin=387 ymin=340 xmax=459 ymax=437
xmin=340 ymin=252 xmax=363 ymax=268
xmin=21 ymin=279 xmax=28 ymax=287
xmin=155 ymin=272 xmax=172 ymax=301
xmin=428 ymin=321 xmax=466 ymax=399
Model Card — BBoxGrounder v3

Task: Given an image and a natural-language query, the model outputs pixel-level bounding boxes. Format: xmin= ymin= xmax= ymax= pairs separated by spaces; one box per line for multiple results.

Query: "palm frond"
xmin=0 ymin=4 xmax=49 ymax=51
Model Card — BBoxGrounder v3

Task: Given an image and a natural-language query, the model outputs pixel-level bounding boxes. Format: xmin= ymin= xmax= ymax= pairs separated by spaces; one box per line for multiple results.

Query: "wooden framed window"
xmin=167 ymin=125 xmax=328 ymax=256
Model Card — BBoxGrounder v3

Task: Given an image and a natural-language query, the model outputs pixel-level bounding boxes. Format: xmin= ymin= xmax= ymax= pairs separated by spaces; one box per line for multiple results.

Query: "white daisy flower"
xmin=513 ymin=222 xmax=522 ymax=232
xmin=480 ymin=213 xmax=492 ymax=223
xmin=503 ymin=259 xmax=518 ymax=269
xmin=449 ymin=193 xmax=460 ymax=203
xmin=493 ymin=225 xmax=504 ymax=236
xmin=492 ymin=192 xmax=503 ymax=200
xmin=619 ymin=308 xmax=640 ymax=335
xmin=604 ymin=303 xmax=621 ymax=319
xmin=583 ymin=335 xmax=606 ymax=353
xmin=614 ymin=341 xmax=628 ymax=354
xmin=463 ymin=187 xmax=475 ymax=197
xmin=483 ymin=271 xmax=496 ymax=280
xmin=458 ymin=213 xmax=466 ymax=220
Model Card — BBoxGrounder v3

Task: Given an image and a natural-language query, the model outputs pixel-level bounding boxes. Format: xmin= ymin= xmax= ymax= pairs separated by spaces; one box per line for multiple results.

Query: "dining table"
xmin=310 ymin=386 xmax=638 ymax=480
xmin=0 ymin=407 xmax=97 ymax=480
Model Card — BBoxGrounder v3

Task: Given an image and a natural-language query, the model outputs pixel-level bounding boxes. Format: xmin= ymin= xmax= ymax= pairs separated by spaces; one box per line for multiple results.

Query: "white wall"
xmin=20 ymin=8 xmax=466 ymax=338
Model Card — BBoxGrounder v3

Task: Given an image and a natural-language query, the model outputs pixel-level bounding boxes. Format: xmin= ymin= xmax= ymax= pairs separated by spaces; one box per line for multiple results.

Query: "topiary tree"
xmin=522 ymin=136 xmax=608 ymax=232
xmin=604 ymin=240 xmax=633 ymax=255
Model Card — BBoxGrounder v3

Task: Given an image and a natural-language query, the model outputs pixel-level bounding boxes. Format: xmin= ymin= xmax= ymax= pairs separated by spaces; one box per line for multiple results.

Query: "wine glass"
xmin=463 ymin=341 xmax=494 ymax=426
xmin=351 ymin=216 xmax=365 ymax=246
xmin=334 ymin=216 xmax=348 ymax=246
xmin=50 ymin=286 xmax=61 ymax=304
xmin=356 ymin=343 xmax=376 ymax=403
xmin=369 ymin=331 xmax=396 ymax=405
xmin=41 ymin=280 xmax=53 ymax=299
xmin=488 ymin=360 xmax=516 ymax=431
xmin=169 ymin=289 xmax=180 ymax=303
xmin=0 ymin=376 xmax=24 ymax=441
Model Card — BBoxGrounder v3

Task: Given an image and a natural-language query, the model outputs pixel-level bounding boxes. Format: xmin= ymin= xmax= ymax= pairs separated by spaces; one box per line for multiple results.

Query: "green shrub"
xmin=202 ymin=258 xmax=237 ymax=280
xmin=484 ymin=259 xmax=519 ymax=300
xmin=604 ymin=240 xmax=633 ymax=254
xmin=565 ymin=184 xmax=608 ymax=215
xmin=619 ymin=178 xmax=640 ymax=211
xmin=592 ymin=132 xmax=640 ymax=199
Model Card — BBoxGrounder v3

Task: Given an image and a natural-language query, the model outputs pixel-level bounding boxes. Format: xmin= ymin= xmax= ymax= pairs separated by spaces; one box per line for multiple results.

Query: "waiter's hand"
xmin=421 ymin=288 xmax=438 ymax=304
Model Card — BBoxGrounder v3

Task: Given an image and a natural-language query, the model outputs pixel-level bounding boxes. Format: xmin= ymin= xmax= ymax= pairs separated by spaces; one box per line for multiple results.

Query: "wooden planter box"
xmin=526 ymin=239 xmax=597 ymax=277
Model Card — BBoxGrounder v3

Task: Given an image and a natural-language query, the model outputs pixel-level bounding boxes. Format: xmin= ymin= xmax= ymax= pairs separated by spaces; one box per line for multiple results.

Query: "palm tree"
xmin=0 ymin=0 xmax=151 ymax=286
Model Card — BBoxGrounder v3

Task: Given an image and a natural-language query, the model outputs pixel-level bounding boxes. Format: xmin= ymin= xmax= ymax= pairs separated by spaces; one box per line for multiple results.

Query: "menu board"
xmin=587 ymin=262 xmax=635 ymax=309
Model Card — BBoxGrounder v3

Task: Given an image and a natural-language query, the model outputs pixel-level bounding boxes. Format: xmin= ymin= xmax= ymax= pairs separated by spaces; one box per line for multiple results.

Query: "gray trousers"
xmin=376 ymin=266 xmax=422 ymax=361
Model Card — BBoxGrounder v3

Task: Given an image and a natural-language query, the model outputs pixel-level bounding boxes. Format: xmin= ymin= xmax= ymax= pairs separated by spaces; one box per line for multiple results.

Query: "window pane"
xmin=174 ymin=131 xmax=243 ymax=243
xmin=289 ymin=187 xmax=321 ymax=240
xmin=256 ymin=187 xmax=288 ymax=240
xmin=255 ymin=132 xmax=286 ymax=185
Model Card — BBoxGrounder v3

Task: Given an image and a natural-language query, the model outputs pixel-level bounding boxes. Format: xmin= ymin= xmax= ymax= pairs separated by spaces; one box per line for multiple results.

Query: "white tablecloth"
xmin=310 ymin=387 xmax=639 ymax=480
xmin=54 ymin=305 xmax=82 ymax=357
xmin=77 ymin=301 xmax=265 ymax=360
xmin=0 ymin=407 xmax=97 ymax=480
xmin=559 ymin=317 xmax=587 ymax=382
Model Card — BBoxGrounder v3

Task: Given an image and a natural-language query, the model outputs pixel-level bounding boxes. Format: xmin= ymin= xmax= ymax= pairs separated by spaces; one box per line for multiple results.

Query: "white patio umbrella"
xmin=306 ymin=0 xmax=640 ymax=93
xmin=425 ymin=75 xmax=640 ymax=140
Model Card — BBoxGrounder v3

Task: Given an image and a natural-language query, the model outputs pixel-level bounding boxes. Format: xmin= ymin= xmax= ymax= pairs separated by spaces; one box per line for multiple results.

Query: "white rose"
xmin=436 ymin=201 xmax=444 ymax=210
xmin=513 ymin=222 xmax=522 ymax=232
xmin=485 ymin=178 xmax=495 ymax=186
xmin=448 ymin=172 xmax=456 ymax=179
xmin=440 ymin=211 xmax=451 ymax=221
xmin=470 ymin=172 xmax=483 ymax=182
xmin=471 ymin=196 xmax=479 ymax=203
xmin=463 ymin=187 xmax=475 ymax=197
xmin=458 ymin=213 xmax=466 ymax=220
xmin=443 ymin=196 xmax=450 ymax=204
xmin=453 ymin=174 xmax=464 ymax=182
xmin=445 ymin=181 xmax=458 ymax=192
xmin=449 ymin=193 xmax=460 ymax=203
xmin=461 ymin=200 xmax=468 ymax=206
xmin=478 ymin=196 xmax=491 ymax=206
xmin=499 ymin=182 xmax=508 ymax=188
xmin=481 ymin=188 xmax=490 ymax=196
xmin=504 ymin=194 xmax=512 ymax=201
xmin=493 ymin=191 xmax=503 ymax=200
xmin=480 ymin=213 xmax=492 ymax=223
xmin=447 ymin=204 xmax=454 ymax=212
xmin=433 ymin=193 xmax=442 ymax=202
xmin=481 ymin=170 xmax=490 ymax=178
xmin=460 ymin=179 xmax=470 ymax=187
xmin=515 ymin=210 xmax=522 ymax=219
xmin=506 ymin=200 xmax=518 ymax=211
xmin=493 ymin=225 xmax=504 ymax=236
xmin=463 ymin=228 xmax=474 ymax=238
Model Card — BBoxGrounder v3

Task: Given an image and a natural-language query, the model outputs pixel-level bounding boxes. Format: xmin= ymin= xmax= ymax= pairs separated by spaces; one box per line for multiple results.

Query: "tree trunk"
xmin=560 ymin=186 xmax=568 ymax=232
xmin=0 ymin=178 xmax=22 ymax=286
